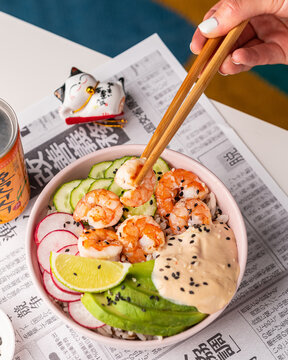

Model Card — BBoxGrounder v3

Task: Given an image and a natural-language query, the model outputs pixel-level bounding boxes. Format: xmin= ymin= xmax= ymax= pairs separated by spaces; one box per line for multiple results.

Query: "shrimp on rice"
xmin=78 ymin=228 xmax=122 ymax=261
xmin=169 ymin=198 xmax=212 ymax=234
xmin=116 ymin=215 xmax=165 ymax=263
xmin=155 ymin=169 xmax=209 ymax=218
xmin=73 ymin=189 xmax=123 ymax=228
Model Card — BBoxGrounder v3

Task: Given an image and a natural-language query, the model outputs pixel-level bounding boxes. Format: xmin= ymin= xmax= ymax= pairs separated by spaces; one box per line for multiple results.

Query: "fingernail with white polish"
xmin=198 ymin=17 xmax=218 ymax=34
xmin=232 ymin=59 xmax=241 ymax=65
xmin=218 ymin=70 xmax=228 ymax=76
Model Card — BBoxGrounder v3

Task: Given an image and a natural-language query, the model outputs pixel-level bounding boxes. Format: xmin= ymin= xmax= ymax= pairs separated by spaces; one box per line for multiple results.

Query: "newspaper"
xmin=1 ymin=34 xmax=287 ymax=360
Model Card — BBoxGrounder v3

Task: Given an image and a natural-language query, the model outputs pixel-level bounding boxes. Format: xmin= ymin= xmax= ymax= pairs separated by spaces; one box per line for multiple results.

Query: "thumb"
xmin=198 ymin=0 xmax=287 ymax=37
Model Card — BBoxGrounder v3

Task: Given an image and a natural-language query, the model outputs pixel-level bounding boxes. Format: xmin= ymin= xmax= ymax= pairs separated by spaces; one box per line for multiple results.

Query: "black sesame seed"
xmin=220 ymin=222 xmax=223 ymax=224
xmin=196 ymin=189 xmax=200 ymax=194
xmin=119 ymin=232 xmax=122 ymax=237
xmin=113 ymin=301 xmax=117 ymax=305
xmin=195 ymin=284 xmax=200 ymax=287
xmin=165 ymin=265 xmax=171 ymax=268
xmin=127 ymin=297 xmax=131 ymax=302
xmin=159 ymin=268 xmax=164 ymax=272
xmin=191 ymin=261 xmax=196 ymax=265
xmin=218 ymin=209 xmax=222 ymax=214
xmin=113 ymin=170 xmax=116 ymax=174
xmin=198 ymin=228 xmax=202 ymax=232
xmin=191 ymin=234 xmax=196 ymax=238
xmin=226 ymin=237 xmax=230 ymax=240
xmin=176 ymin=271 xmax=180 ymax=276
xmin=168 ymin=243 xmax=173 ymax=246
xmin=73 ymin=272 xmax=77 ymax=276
xmin=104 ymin=241 xmax=110 ymax=245
xmin=158 ymin=176 xmax=161 ymax=181
xmin=190 ymin=277 xmax=193 ymax=281
xmin=156 ymin=254 xmax=160 ymax=258
xmin=150 ymin=199 xmax=153 ymax=205
xmin=179 ymin=191 xmax=184 ymax=197
xmin=76 ymin=222 xmax=80 ymax=227
xmin=155 ymin=296 xmax=160 ymax=301
xmin=178 ymin=238 xmax=183 ymax=242
xmin=48 ymin=205 xmax=52 ymax=210
xmin=98 ymin=265 xmax=101 ymax=269
xmin=184 ymin=225 xmax=189 ymax=229
xmin=228 ymin=264 xmax=231 ymax=267
xmin=157 ymin=171 xmax=162 ymax=175
xmin=194 ymin=203 xmax=198 ymax=207
xmin=188 ymin=209 xmax=192 ymax=214
xmin=166 ymin=213 xmax=170 ymax=217
xmin=137 ymin=283 xmax=141 ymax=287
xmin=189 ymin=290 xmax=194 ymax=294
xmin=189 ymin=282 xmax=194 ymax=286
xmin=203 ymin=282 xmax=208 ymax=285
xmin=73 ymin=221 xmax=76 ymax=225
xmin=150 ymin=295 xmax=155 ymax=300
xmin=164 ymin=276 xmax=169 ymax=280
xmin=123 ymin=208 xmax=129 ymax=212
xmin=180 ymin=287 xmax=185 ymax=292
xmin=190 ymin=240 xmax=195 ymax=244
xmin=65 ymin=249 xmax=70 ymax=252
xmin=180 ymin=187 xmax=184 ymax=191
xmin=192 ymin=255 xmax=197 ymax=259
xmin=167 ymin=258 xmax=172 ymax=261
xmin=170 ymin=237 xmax=175 ymax=240
xmin=102 ymin=303 xmax=105 ymax=306
xmin=63 ymin=223 xmax=66 ymax=228
xmin=121 ymin=285 xmax=125 ymax=290
xmin=181 ymin=179 xmax=185 ymax=183
xmin=224 ymin=227 xmax=229 ymax=231
xmin=177 ymin=226 xmax=180 ymax=231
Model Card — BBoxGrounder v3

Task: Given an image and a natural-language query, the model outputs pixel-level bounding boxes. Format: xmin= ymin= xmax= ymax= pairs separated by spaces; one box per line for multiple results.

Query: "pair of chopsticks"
xmin=134 ymin=20 xmax=248 ymax=186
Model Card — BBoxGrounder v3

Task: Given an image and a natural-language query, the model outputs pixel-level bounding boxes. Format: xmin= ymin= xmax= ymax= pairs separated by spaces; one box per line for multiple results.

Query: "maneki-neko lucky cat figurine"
xmin=54 ymin=67 xmax=125 ymax=125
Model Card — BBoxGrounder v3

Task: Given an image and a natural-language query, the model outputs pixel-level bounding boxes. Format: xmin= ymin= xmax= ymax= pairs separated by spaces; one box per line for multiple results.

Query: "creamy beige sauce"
xmin=152 ymin=223 xmax=240 ymax=314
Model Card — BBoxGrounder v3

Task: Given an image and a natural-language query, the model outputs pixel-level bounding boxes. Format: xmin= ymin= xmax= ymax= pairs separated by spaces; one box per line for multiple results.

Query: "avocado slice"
xmin=82 ymin=292 xmax=187 ymax=336
xmin=81 ymin=260 xmax=207 ymax=336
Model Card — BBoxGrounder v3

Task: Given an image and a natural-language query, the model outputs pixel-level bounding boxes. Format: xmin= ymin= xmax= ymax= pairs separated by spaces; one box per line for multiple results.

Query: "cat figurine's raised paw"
xmin=54 ymin=67 xmax=125 ymax=125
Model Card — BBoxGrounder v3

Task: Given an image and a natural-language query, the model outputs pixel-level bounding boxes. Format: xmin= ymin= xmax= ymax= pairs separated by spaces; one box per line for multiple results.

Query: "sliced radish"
xmin=50 ymin=271 xmax=80 ymax=295
xmin=43 ymin=271 xmax=81 ymax=302
xmin=68 ymin=300 xmax=105 ymax=329
xmin=34 ymin=212 xmax=84 ymax=244
xmin=57 ymin=244 xmax=79 ymax=255
xmin=37 ymin=230 xmax=78 ymax=272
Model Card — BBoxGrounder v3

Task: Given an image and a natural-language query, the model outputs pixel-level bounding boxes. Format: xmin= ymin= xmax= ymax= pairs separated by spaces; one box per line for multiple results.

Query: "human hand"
xmin=190 ymin=0 xmax=288 ymax=75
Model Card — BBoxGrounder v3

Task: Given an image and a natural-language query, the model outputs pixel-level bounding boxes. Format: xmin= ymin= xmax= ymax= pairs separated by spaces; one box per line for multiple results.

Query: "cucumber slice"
xmin=89 ymin=161 xmax=113 ymax=179
xmin=53 ymin=180 xmax=81 ymax=214
xmin=104 ymin=156 xmax=132 ymax=179
xmin=153 ymin=158 xmax=170 ymax=180
xmin=108 ymin=181 xmax=125 ymax=197
xmin=88 ymin=178 xmax=113 ymax=191
xmin=123 ymin=195 xmax=157 ymax=218
xmin=70 ymin=178 xmax=95 ymax=210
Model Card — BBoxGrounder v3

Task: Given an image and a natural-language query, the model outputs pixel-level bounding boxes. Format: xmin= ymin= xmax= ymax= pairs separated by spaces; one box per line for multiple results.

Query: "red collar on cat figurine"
xmin=54 ymin=67 xmax=126 ymax=126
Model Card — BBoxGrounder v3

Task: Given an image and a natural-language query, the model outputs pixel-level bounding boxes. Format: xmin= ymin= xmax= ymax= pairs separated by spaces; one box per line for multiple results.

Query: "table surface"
xmin=1 ymin=11 xmax=287 ymax=195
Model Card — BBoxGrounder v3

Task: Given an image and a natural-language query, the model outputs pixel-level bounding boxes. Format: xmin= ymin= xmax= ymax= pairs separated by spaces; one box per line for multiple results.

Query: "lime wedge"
xmin=50 ymin=253 xmax=131 ymax=293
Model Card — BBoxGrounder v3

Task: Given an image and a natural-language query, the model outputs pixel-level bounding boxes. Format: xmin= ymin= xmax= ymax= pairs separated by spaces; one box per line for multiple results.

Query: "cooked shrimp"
xmin=116 ymin=215 xmax=165 ymax=263
xmin=114 ymin=158 xmax=156 ymax=207
xmin=73 ymin=189 xmax=123 ymax=228
xmin=78 ymin=228 xmax=122 ymax=260
xmin=155 ymin=169 xmax=209 ymax=218
xmin=169 ymin=198 xmax=212 ymax=234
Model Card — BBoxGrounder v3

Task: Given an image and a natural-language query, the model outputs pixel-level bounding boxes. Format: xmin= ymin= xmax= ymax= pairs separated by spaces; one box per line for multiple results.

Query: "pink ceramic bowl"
xmin=26 ymin=144 xmax=247 ymax=349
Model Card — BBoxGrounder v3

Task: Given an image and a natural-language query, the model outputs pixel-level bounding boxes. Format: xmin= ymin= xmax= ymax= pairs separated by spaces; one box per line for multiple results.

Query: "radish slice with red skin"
xmin=43 ymin=271 xmax=81 ymax=302
xmin=37 ymin=230 xmax=78 ymax=272
xmin=57 ymin=244 xmax=79 ymax=255
xmin=34 ymin=212 xmax=83 ymax=244
xmin=50 ymin=271 xmax=80 ymax=295
xmin=68 ymin=300 xmax=105 ymax=329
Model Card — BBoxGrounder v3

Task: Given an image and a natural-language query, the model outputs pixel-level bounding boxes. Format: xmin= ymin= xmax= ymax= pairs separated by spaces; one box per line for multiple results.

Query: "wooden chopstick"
xmin=141 ymin=36 xmax=222 ymax=159
xmin=135 ymin=20 xmax=248 ymax=186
